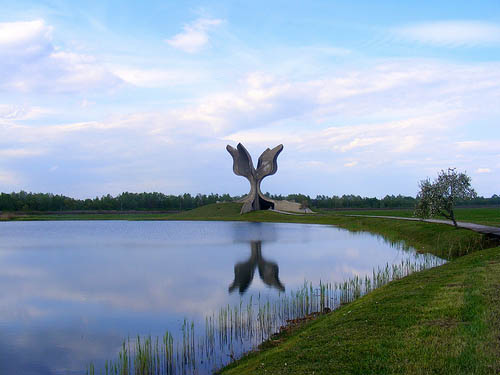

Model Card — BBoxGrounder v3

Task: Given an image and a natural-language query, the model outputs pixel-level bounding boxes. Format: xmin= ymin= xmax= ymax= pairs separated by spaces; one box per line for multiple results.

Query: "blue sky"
xmin=1 ymin=0 xmax=499 ymax=198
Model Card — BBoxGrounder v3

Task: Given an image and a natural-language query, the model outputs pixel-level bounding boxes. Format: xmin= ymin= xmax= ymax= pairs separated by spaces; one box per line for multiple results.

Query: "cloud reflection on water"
xmin=0 ymin=221 xmax=442 ymax=374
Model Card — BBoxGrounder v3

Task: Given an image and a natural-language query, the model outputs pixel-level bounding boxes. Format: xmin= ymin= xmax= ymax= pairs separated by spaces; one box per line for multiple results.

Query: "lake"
xmin=0 ymin=220 xmax=444 ymax=374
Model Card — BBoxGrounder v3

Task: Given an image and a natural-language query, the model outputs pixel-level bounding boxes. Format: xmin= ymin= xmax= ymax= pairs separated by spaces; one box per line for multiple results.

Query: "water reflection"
xmin=229 ymin=241 xmax=285 ymax=294
xmin=0 ymin=220 xmax=445 ymax=375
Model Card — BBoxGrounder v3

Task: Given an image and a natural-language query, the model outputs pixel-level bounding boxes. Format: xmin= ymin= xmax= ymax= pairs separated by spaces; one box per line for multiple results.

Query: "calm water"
xmin=0 ymin=220 xmax=443 ymax=374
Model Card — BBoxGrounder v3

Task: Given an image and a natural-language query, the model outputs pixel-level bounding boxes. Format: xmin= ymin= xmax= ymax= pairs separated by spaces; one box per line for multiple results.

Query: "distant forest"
xmin=272 ymin=193 xmax=500 ymax=209
xmin=1 ymin=191 xmax=499 ymax=212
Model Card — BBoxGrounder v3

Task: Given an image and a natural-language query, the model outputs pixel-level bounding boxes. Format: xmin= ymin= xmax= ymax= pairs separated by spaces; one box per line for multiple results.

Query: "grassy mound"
xmin=168 ymin=202 xmax=242 ymax=219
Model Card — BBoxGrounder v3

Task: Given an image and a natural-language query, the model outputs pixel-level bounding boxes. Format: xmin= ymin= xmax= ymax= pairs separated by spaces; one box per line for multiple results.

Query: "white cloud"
xmin=0 ymin=20 xmax=122 ymax=93
xmin=0 ymin=104 xmax=53 ymax=120
xmin=0 ymin=104 xmax=29 ymax=120
xmin=2 ymin=58 xmax=500 ymax=196
xmin=177 ymin=59 xmax=500 ymax=142
xmin=0 ymin=19 xmax=52 ymax=59
xmin=476 ymin=168 xmax=491 ymax=174
xmin=300 ymin=46 xmax=351 ymax=57
xmin=456 ymin=140 xmax=500 ymax=153
xmin=111 ymin=66 xmax=202 ymax=87
xmin=396 ymin=20 xmax=500 ymax=47
xmin=224 ymin=112 xmax=451 ymax=164
xmin=0 ymin=148 xmax=47 ymax=158
xmin=344 ymin=161 xmax=358 ymax=168
xmin=0 ymin=170 xmax=21 ymax=186
xmin=166 ymin=18 xmax=222 ymax=53
xmin=80 ymin=99 xmax=95 ymax=108
xmin=339 ymin=137 xmax=385 ymax=152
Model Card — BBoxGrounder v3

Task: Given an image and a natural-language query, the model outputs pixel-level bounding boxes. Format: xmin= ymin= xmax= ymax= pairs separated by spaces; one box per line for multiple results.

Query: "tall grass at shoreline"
xmin=87 ymin=255 xmax=444 ymax=375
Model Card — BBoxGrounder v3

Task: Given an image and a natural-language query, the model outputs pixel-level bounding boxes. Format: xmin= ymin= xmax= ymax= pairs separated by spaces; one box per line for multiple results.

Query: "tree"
xmin=415 ymin=168 xmax=477 ymax=227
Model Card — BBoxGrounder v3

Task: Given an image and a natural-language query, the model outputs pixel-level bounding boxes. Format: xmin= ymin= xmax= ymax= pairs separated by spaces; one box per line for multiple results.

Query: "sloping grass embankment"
xmin=220 ymin=245 xmax=500 ymax=375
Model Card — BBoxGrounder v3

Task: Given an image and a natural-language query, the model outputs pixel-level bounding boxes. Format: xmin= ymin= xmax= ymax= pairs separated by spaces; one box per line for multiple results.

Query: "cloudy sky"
xmin=1 ymin=0 xmax=499 ymax=198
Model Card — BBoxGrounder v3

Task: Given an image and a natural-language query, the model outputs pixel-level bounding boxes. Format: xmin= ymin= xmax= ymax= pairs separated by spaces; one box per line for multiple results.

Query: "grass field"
xmin=2 ymin=205 xmax=499 ymax=226
xmin=326 ymin=207 xmax=500 ymax=227
xmin=0 ymin=212 xmax=171 ymax=221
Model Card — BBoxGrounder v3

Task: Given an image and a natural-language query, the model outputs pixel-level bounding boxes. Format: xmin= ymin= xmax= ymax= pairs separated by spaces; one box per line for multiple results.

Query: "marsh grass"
xmin=88 ymin=255 xmax=444 ymax=375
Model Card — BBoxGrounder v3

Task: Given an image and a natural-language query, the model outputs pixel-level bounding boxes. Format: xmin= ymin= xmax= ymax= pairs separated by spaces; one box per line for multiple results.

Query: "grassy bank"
xmin=2 ymin=205 xmax=499 ymax=225
xmin=327 ymin=207 xmax=500 ymax=227
xmin=220 ymin=245 xmax=500 ymax=375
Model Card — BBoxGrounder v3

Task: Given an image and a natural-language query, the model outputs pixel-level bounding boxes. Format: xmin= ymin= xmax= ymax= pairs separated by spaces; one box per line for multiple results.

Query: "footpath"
xmin=344 ymin=214 xmax=500 ymax=238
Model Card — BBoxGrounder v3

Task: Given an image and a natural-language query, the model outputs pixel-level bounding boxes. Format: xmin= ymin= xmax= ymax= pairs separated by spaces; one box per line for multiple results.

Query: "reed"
xmin=91 ymin=255 xmax=445 ymax=375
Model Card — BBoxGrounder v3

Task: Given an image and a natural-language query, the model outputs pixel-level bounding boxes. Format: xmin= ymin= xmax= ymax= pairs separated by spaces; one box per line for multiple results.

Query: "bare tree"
xmin=414 ymin=168 xmax=477 ymax=227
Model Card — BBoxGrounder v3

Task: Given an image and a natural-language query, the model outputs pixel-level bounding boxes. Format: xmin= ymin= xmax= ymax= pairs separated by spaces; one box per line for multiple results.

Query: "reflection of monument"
xmin=226 ymin=143 xmax=283 ymax=214
xmin=229 ymin=241 xmax=285 ymax=295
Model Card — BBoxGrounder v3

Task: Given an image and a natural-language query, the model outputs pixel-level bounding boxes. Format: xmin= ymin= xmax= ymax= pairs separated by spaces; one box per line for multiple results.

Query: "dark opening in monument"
xmin=258 ymin=195 xmax=274 ymax=210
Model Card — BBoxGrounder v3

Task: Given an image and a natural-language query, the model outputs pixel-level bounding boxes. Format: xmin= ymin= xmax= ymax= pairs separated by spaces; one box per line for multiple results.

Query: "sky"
xmin=1 ymin=0 xmax=499 ymax=198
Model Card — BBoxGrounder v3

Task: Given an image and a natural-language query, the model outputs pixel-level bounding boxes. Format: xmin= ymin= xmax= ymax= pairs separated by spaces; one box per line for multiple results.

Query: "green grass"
xmin=0 ymin=203 xmax=242 ymax=221
xmin=167 ymin=201 xmax=243 ymax=219
xmin=2 ymin=205 xmax=499 ymax=226
xmin=327 ymin=207 xmax=500 ymax=227
xmin=329 ymin=216 xmax=495 ymax=259
xmin=220 ymin=245 xmax=500 ymax=375
xmin=0 ymin=213 xmax=172 ymax=221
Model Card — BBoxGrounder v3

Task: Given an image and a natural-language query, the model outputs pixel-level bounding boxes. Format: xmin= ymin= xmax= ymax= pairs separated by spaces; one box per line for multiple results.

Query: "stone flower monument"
xmin=226 ymin=143 xmax=283 ymax=214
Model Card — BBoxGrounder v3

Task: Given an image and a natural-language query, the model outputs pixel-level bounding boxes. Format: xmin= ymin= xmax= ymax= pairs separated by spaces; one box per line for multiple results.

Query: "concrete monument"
xmin=226 ymin=143 xmax=283 ymax=214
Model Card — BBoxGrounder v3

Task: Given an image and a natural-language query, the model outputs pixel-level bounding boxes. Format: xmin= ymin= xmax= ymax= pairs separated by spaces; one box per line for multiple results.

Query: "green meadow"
xmin=328 ymin=207 xmax=500 ymax=227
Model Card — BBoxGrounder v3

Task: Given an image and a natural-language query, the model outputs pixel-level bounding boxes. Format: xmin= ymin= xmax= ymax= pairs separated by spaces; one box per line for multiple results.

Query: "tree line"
xmin=267 ymin=193 xmax=500 ymax=209
xmin=1 ymin=190 xmax=499 ymax=212
xmin=267 ymin=193 xmax=417 ymax=209
xmin=0 ymin=191 xmax=234 ymax=212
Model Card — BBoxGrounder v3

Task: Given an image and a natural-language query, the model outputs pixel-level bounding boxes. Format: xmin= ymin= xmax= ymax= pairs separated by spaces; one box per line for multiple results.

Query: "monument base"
xmin=273 ymin=200 xmax=314 ymax=214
